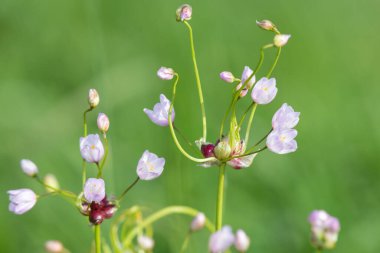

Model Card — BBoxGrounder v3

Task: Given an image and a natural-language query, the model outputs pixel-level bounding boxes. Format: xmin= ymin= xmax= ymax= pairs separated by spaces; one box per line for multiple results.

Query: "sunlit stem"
xmin=123 ymin=206 xmax=214 ymax=248
xmin=216 ymin=163 xmax=226 ymax=231
xmin=245 ymin=129 xmax=272 ymax=153
xmin=118 ymin=176 xmax=140 ymax=201
xmin=244 ymin=103 xmax=258 ymax=144
xmin=266 ymin=47 xmax=282 ymax=78
xmin=95 ymin=225 xmax=101 ymax=253
xmin=183 ymin=21 xmax=207 ymax=141
xmin=180 ymin=232 xmax=191 ymax=253
xmin=97 ymin=133 xmax=109 ymax=178
xmin=168 ymin=73 xmax=218 ymax=163
xmin=82 ymin=107 xmax=92 ymax=186
xmin=35 ymin=176 xmax=77 ymax=200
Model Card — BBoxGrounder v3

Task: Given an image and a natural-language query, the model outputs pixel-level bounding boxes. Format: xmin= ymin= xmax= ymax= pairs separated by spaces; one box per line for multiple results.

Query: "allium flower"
xmin=274 ymin=34 xmax=291 ymax=47
xmin=209 ymin=226 xmax=235 ymax=253
xmin=8 ymin=189 xmax=37 ymax=215
xmin=267 ymin=129 xmax=297 ymax=154
xmin=176 ymin=4 xmax=192 ymax=21
xmin=308 ymin=210 xmax=341 ymax=250
xmin=236 ymin=66 xmax=256 ymax=97
xmin=80 ymin=134 xmax=105 ymax=163
xmin=137 ymin=150 xmax=165 ymax=180
xmin=251 ymin=77 xmax=278 ymax=104
xmin=157 ymin=67 xmax=175 ymax=80
xmin=138 ymin=235 xmax=155 ymax=251
xmin=44 ymin=174 xmax=60 ymax=193
xmin=45 ymin=240 xmax=64 ymax=253
xmin=235 ymin=229 xmax=250 ymax=252
xmin=144 ymin=94 xmax=175 ymax=127
xmin=84 ymin=178 xmax=105 ymax=203
xmin=256 ymin=20 xmax=276 ymax=31
xmin=191 ymin=212 xmax=206 ymax=232
xmin=227 ymin=153 xmax=257 ymax=170
xmin=220 ymin=71 xmax=235 ymax=83
xmin=88 ymin=89 xmax=99 ymax=108
xmin=20 ymin=159 xmax=38 ymax=177
xmin=97 ymin=113 xmax=110 ymax=133
xmin=272 ymin=103 xmax=300 ymax=130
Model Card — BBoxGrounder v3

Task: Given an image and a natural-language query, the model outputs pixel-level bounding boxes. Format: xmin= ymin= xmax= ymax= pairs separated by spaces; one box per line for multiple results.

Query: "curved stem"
xmin=180 ymin=232 xmax=191 ymax=253
xmin=82 ymin=107 xmax=92 ymax=186
xmin=246 ymin=129 xmax=272 ymax=153
xmin=216 ymin=163 xmax=226 ymax=231
xmin=35 ymin=176 xmax=77 ymax=200
xmin=123 ymin=206 xmax=214 ymax=248
xmin=226 ymin=146 xmax=267 ymax=161
xmin=174 ymin=125 xmax=200 ymax=154
xmin=244 ymin=103 xmax=258 ymax=144
xmin=266 ymin=47 xmax=282 ymax=78
xmin=183 ymin=21 xmax=207 ymax=141
xmin=238 ymin=102 xmax=255 ymax=128
xmin=98 ymin=134 xmax=109 ymax=177
xmin=118 ymin=177 xmax=140 ymax=201
xmin=95 ymin=225 xmax=101 ymax=253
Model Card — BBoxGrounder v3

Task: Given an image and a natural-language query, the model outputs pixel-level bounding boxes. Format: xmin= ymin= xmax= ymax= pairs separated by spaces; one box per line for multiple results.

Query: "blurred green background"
xmin=1 ymin=0 xmax=379 ymax=252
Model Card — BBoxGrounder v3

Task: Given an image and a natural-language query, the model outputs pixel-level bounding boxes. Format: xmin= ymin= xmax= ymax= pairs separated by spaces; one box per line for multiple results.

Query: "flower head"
xmin=8 ymin=188 xmax=37 ymax=215
xmin=137 ymin=150 xmax=165 ymax=180
xmin=138 ymin=235 xmax=155 ymax=251
xmin=256 ymin=19 xmax=276 ymax=31
xmin=88 ymin=89 xmax=99 ymax=108
xmin=220 ymin=71 xmax=235 ymax=83
xmin=308 ymin=210 xmax=341 ymax=250
xmin=45 ymin=240 xmax=64 ymax=253
xmin=97 ymin=113 xmax=110 ymax=133
xmin=209 ymin=226 xmax=235 ymax=253
xmin=235 ymin=229 xmax=250 ymax=252
xmin=80 ymin=134 xmax=105 ymax=163
xmin=157 ymin=67 xmax=175 ymax=80
xmin=20 ymin=159 xmax=38 ymax=177
xmin=84 ymin=178 xmax=105 ymax=203
xmin=272 ymin=103 xmax=300 ymax=130
xmin=267 ymin=129 xmax=298 ymax=154
xmin=251 ymin=77 xmax=278 ymax=104
xmin=144 ymin=94 xmax=175 ymax=127
xmin=274 ymin=34 xmax=291 ymax=47
xmin=176 ymin=4 xmax=192 ymax=21
xmin=191 ymin=212 xmax=206 ymax=232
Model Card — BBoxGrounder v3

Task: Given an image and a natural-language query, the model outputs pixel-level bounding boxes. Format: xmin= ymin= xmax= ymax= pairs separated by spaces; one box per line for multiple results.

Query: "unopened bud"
xmin=44 ymin=174 xmax=60 ymax=193
xmin=88 ymin=89 xmax=99 ymax=108
xmin=191 ymin=212 xmax=206 ymax=232
xmin=157 ymin=67 xmax=175 ymax=80
xmin=214 ymin=140 xmax=231 ymax=160
xmin=20 ymin=159 xmax=38 ymax=177
xmin=97 ymin=113 xmax=110 ymax=133
xmin=138 ymin=235 xmax=155 ymax=251
xmin=45 ymin=240 xmax=64 ymax=253
xmin=274 ymin=34 xmax=291 ymax=47
xmin=235 ymin=229 xmax=250 ymax=252
xmin=256 ymin=20 xmax=276 ymax=31
xmin=176 ymin=4 xmax=192 ymax=22
xmin=220 ymin=71 xmax=235 ymax=83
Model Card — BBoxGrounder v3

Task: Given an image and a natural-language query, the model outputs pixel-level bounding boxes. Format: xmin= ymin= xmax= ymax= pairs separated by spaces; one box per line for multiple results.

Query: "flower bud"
xmin=7 ymin=188 xmax=37 ymax=215
xmin=235 ymin=229 xmax=250 ymax=252
xmin=45 ymin=240 xmax=64 ymax=253
xmin=176 ymin=4 xmax=192 ymax=22
xmin=256 ymin=20 xmax=276 ymax=31
xmin=214 ymin=139 xmax=231 ymax=160
xmin=274 ymin=34 xmax=291 ymax=47
xmin=201 ymin=144 xmax=215 ymax=158
xmin=138 ymin=235 xmax=155 ymax=251
xmin=157 ymin=67 xmax=175 ymax=80
xmin=88 ymin=89 xmax=99 ymax=108
xmin=190 ymin=212 xmax=206 ymax=232
xmin=308 ymin=210 xmax=341 ymax=250
xmin=220 ymin=71 xmax=235 ymax=83
xmin=97 ymin=113 xmax=110 ymax=133
xmin=44 ymin=174 xmax=60 ymax=193
xmin=20 ymin=159 xmax=38 ymax=177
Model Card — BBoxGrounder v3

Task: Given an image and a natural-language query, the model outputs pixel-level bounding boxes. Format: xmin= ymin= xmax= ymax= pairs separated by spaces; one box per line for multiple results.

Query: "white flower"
xmin=274 ymin=34 xmax=291 ymax=47
xmin=251 ymin=77 xmax=278 ymax=104
xmin=137 ymin=150 xmax=165 ymax=180
xmin=267 ymin=129 xmax=298 ymax=154
xmin=191 ymin=212 xmax=206 ymax=232
xmin=209 ymin=226 xmax=235 ymax=253
xmin=79 ymin=134 xmax=105 ymax=163
xmin=144 ymin=94 xmax=175 ymax=127
xmin=138 ymin=235 xmax=155 ymax=251
xmin=157 ymin=67 xmax=175 ymax=80
xmin=235 ymin=229 xmax=250 ymax=252
xmin=45 ymin=240 xmax=64 ymax=253
xmin=272 ymin=103 xmax=300 ymax=130
xmin=83 ymin=178 xmax=105 ymax=203
xmin=20 ymin=159 xmax=38 ymax=176
xmin=8 ymin=188 xmax=37 ymax=215
xmin=88 ymin=89 xmax=99 ymax=108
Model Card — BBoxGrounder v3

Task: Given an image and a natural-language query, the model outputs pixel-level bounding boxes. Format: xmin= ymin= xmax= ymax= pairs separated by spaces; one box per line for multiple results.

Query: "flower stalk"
xmin=216 ymin=163 xmax=226 ymax=230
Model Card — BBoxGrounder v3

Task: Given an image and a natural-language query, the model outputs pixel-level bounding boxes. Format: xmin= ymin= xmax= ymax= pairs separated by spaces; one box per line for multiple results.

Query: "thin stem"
xmin=238 ymin=102 xmax=255 ymax=129
xmin=35 ymin=176 xmax=77 ymax=200
xmin=180 ymin=232 xmax=191 ymax=253
xmin=95 ymin=225 xmax=101 ymax=253
xmin=244 ymin=103 xmax=258 ymax=144
xmin=183 ymin=21 xmax=207 ymax=141
xmin=216 ymin=163 xmax=226 ymax=231
xmin=266 ymin=47 xmax=282 ymax=78
xmin=226 ymin=146 xmax=267 ymax=161
xmin=118 ymin=177 xmax=140 ymax=201
xmin=174 ymin=125 xmax=200 ymax=154
xmin=99 ymin=134 xmax=109 ymax=172
xmin=246 ymin=129 xmax=272 ymax=153
xmin=82 ymin=107 xmax=92 ymax=186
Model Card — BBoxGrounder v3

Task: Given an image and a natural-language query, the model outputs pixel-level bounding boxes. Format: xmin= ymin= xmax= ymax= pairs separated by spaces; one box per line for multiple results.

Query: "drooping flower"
xmin=274 ymin=34 xmax=291 ymax=47
xmin=220 ymin=71 xmax=235 ymax=83
xmin=144 ymin=94 xmax=175 ymax=127
xmin=20 ymin=159 xmax=38 ymax=177
xmin=97 ymin=113 xmax=110 ymax=133
xmin=8 ymin=188 xmax=37 ymax=215
xmin=191 ymin=212 xmax=206 ymax=232
xmin=138 ymin=235 xmax=155 ymax=251
xmin=235 ymin=229 xmax=250 ymax=252
xmin=272 ymin=103 xmax=300 ymax=130
xmin=88 ymin=89 xmax=99 ymax=108
xmin=45 ymin=240 xmax=64 ymax=253
xmin=267 ymin=129 xmax=298 ymax=154
xmin=209 ymin=226 xmax=235 ymax=253
xmin=176 ymin=4 xmax=192 ymax=21
xmin=236 ymin=66 xmax=256 ymax=97
xmin=308 ymin=210 xmax=341 ymax=250
xmin=251 ymin=77 xmax=278 ymax=104
xmin=44 ymin=174 xmax=60 ymax=193
xmin=157 ymin=67 xmax=175 ymax=80
xmin=79 ymin=134 xmax=105 ymax=163
xmin=84 ymin=178 xmax=105 ymax=203
xmin=137 ymin=150 xmax=165 ymax=180
xmin=256 ymin=20 xmax=276 ymax=31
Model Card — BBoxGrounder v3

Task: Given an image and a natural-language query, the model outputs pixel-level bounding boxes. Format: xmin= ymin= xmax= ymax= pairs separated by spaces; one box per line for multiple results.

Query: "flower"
xmin=308 ymin=210 xmax=341 ymax=250
xmin=256 ymin=20 xmax=276 ymax=31
xmin=236 ymin=66 xmax=256 ymax=97
xmin=97 ymin=113 xmax=110 ymax=133
xmin=209 ymin=226 xmax=235 ymax=253
xmin=84 ymin=178 xmax=105 ymax=203
xmin=88 ymin=89 xmax=99 ymax=108
xmin=157 ymin=67 xmax=175 ymax=80
xmin=8 ymin=189 xmax=37 ymax=215
xmin=227 ymin=153 xmax=258 ymax=170
xmin=45 ymin=240 xmax=64 ymax=253
xmin=266 ymin=129 xmax=298 ymax=154
xmin=176 ymin=4 xmax=192 ymax=21
xmin=44 ymin=174 xmax=60 ymax=193
xmin=20 ymin=159 xmax=38 ymax=177
xmin=220 ymin=71 xmax=235 ymax=83
xmin=79 ymin=134 xmax=105 ymax=163
xmin=251 ymin=77 xmax=277 ymax=104
xmin=274 ymin=34 xmax=291 ymax=47
xmin=235 ymin=229 xmax=250 ymax=252
xmin=138 ymin=235 xmax=155 ymax=251
xmin=144 ymin=94 xmax=175 ymax=127
xmin=137 ymin=150 xmax=165 ymax=180
xmin=191 ymin=212 xmax=206 ymax=232
xmin=272 ymin=103 xmax=300 ymax=130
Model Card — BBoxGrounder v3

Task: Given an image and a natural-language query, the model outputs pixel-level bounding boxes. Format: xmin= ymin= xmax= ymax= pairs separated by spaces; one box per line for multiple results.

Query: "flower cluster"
xmin=308 ymin=210 xmax=341 ymax=250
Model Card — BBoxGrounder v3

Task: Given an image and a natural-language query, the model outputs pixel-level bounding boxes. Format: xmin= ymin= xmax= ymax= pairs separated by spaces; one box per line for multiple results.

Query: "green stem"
xmin=35 ymin=176 xmax=77 ymax=200
xmin=224 ymin=146 xmax=267 ymax=161
xmin=118 ymin=177 xmax=140 ymax=201
xmin=82 ymin=107 xmax=92 ymax=186
xmin=180 ymin=232 xmax=191 ymax=253
xmin=266 ymin=47 xmax=282 ymax=78
xmin=216 ymin=163 xmax=226 ymax=231
xmin=123 ymin=206 xmax=214 ymax=248
xmin=95 ymin=225 xmax=101 ymax=253
xmin=174 ymin=125 xmax=200 ymax=154
xmin=99 ymin=134 xmax=109 ymax=174
xmin=244 ymin=103 xmax=258 ymax=144
xmin=183 ymin=21 xmax=207 ymax=141
xmin=238 ymin=102 xmax=255 ymax=128
xmin=246 ymin=129 xmax=272 ymax=153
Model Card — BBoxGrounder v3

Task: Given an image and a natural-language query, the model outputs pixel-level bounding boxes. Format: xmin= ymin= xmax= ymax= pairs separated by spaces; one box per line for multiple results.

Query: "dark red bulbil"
xmin=83 ymin=196 xmax=118 ymax=225
xmin=201 ymin=144 xmax=215 ymax=158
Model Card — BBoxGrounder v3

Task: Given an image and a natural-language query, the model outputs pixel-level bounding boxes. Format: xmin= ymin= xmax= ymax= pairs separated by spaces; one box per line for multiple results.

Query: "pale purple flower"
xmin=236 ymin=66 xmax=256 ymax=97
xmin=138 ymin=235 xmax=155 ymax=251
xmin=209 ymin=226 xmax=235 ymax=253
xmin=191 ymin=212 xmax=206 ymax=232
xmin=88 ymin=89 xmax=99 ymax=108
xmin=144 ymin=94 xmax=175 ymax=127
xmin=8 ymin=188 xmax=37 ymax=215
xmin=266 ymin=129 xmax=297 ymax=154
xmin=45 ymin=240 xmax=64 ymax=253
xmin=20 ymin=159 xmax=38 ymax=176
xmin=235 ymin=229 xmax=250 ymax=252
xmin=227 ymin=153 xmax=258 ymax=170
xmin=308 ymin=210 xmax=341 ymax=250
xmin=256 ymin=20 xmax=275 ymax=31
xmin=97 ymin=113 xmax=110 ymax=133
xmin=274 ymin=34 xmax=291 ymax=47
xmin=272 ymin=103 xmax=300 ymax=130
xmin=176 ymin=4 xmax=192 ymax=21
xmin=80 ymin=134 xmax=105 ymax=163
xmin=84 ymin=178 xmax=105 ymax=203
xmin=157 ymin=67 xmax=175 ymax=80
xmin=220 ymin=71 xmax=235 ymax=83
xmin=251 ymin=77 xmax=277 ymax=104
xmin=137 ymin=150 xmax=165 ymax=180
